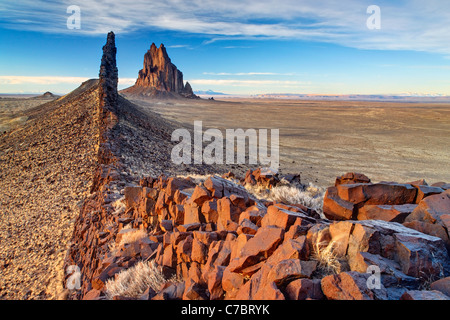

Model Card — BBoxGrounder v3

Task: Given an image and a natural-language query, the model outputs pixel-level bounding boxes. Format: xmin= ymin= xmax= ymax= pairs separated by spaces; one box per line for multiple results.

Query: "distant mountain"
xmin=120 ymin=43 xmax=198 ymax=99
xmin=195 ymin=89 xmax=227 ymax=95
xmin=32 ymin=91 xmax=60 ymax=100
xmin=253 ymin=93 xmax=450 ymax=102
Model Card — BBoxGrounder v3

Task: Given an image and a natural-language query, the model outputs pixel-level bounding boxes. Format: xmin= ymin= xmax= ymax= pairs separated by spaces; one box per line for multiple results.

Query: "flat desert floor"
xmin=130 ymin=97 xmax=450 ymax=187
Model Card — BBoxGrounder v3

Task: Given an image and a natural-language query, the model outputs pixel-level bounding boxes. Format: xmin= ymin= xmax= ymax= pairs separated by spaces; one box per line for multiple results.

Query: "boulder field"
xmin=62 ymin=32 xmax=450 ymax=301
xmin=66 ymin=170 xmax=450 ymax=300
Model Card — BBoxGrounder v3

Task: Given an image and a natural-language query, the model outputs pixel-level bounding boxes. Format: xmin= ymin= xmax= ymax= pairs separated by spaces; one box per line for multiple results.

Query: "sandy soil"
xmin=0 ymin=91 xmax=99 ymax=300
xmin=128 ymin=97 xmax=450 ymax=187
xmin=0 ymin=98 xmax=55 ymax=133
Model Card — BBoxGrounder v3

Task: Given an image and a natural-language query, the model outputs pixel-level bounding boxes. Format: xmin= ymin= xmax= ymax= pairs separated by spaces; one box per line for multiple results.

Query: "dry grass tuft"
xmin=111 ymin=196 xmax=126 ymax=215
xmin=105 ymin=260 xmax=169 ymax=299
xmin=176 ymin=174 xmax=212 ymax=185
xmin=119 ymin=228 xmax=148 ymax=246
xmin=176 ymin=173 xmax=325 ymax=214
xmin=244 ymin=182 xmax=325 ymax=215
xmin=108 ymin=228 xmax=148 ymax=256
xmin=311 ymin=238 xmax=342 ymax=277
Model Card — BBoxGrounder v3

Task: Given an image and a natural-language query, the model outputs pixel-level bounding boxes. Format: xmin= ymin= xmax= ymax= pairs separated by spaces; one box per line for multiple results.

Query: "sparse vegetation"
xmin=244 ymin=182 xmax=325 ymax=215
xmin=311 ymin=241 xmax=342 ymax=277
xmin=105 ymin=260 xmax=169 ymax=299
xmin=108 ymin=227 xmax=148 ymax=256
xmin=310 ymin=227 xmax=343 ymax=277
xmin=111 ymin=196 xmax=126 ymax=215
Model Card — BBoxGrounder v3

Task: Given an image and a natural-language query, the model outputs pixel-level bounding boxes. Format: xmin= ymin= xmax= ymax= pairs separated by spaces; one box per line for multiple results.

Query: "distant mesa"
xmin=33 ymin=91 xmax=60 ymax=100
xmin=121 ymin=43 xmax=198 ymax=99
xmin=195 ymin=89 xmax=227 ymax=96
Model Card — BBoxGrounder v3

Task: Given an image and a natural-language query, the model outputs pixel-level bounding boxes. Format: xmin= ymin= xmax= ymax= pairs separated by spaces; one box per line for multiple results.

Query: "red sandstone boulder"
xmin=83 ymin=289 xmax=103 ymax=300
xmin=217 ymin=197 xmax=241 ymax=231
xmin=358 ymin=204 xmax=416 ymax=222
xmin=335 ymin=172 xmax=371 ymax=186
xmin=261 ymin=205 xmax=315 ymax=230
xmin=165 ymin=177 xmax=196 ymax=198
xmin=244 ymin=168 xmax=280 ymax=189
xmin=124 ymin=186 xmax=143 ymax=208
xmin=176 ymin=235 xmax=193 ymax=263
xmin=91 ymin=263 xmax=123 ymax=290
xmin=430 ymin=277 xmax=450 ymax=297
xmin=337 ymin=183 xmax=417 ymax=206
xmin=328 ymin=219 xmax=450 ymax=279
xmin=191 ymin=238 xmax=208 ymax=264
xmin=183 ymin=278 xmax=208 ymax=300
xmin=405 ymin=192 xmax=450 ymax=224
xmin=267 ymin=237 xmax=310 ymax=264
xmin=152 ymin=282 xmax=185 ymax=300
xmin=237 ymin=218 xmax=258 ymax=235
xmin=264 ymin=259 xmax=317 ymax=286
xmin=228 ymin=226 xmax=284 ymax=276
xmin=188 ymin=185 xmax=211 ymax=206
xmin=201 ymin=200 xmax=218 ymax=224
xmin=328 ymin=221 xmax=353 ymax=257
xmin=204 ymin=176 xmax=224 ymax=198
xmin=321 ymin=271 xmax=386 ymax=300
xmin=183 ymin=202 xmax=203 ymax=225
xmin=414 ymin=185 xmax=444 ymax=203
xmin=235 ymin=269 xmax=285 ymax=300
xmin=403 ymin=220 xmax=449 ymax=246
xmin=441 ymin=214 xmax=450 ymax=236
xmin=323 ymin=187 xmax=355 ymax=220
xmin=239 ymin=205 xmax=266 ymax=227
xmin=285 ymin=278 xmax=324 ymax=300
xmin=400 ymin=290 xmax=450 ymax=300
xmin=207 ymin=265 xmax=225 ymax=300
xmin=221 ymin=266 xmax=245 ymax=299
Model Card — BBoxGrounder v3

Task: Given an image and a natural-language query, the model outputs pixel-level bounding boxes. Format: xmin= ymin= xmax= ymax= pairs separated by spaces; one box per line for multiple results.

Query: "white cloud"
xmin=0 ymin=76 xmax=90 ymax=85
xmin=1 ymin=0 xmax=450 ymax=55
xmin=0 ymin=76 xmax=135 ymax=85
xmin=202 ymin=72 xmax=296 ymax=76
xmin=166 ymin=44 xmax=191 ymax=49
xmin=188 ymin=79 xmax=309 ymax=87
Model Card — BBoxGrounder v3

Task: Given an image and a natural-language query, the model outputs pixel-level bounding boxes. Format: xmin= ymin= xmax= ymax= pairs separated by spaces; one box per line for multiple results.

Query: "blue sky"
xmin=1 ymin=0 xmax=450 ymax=95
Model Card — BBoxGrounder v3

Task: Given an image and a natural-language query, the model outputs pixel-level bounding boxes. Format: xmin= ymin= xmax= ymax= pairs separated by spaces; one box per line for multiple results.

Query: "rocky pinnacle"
xmin=99 ymin=31 xmax=118 ymax=111
xmin=96 ymin=31 xmax=120 ymax=170
xmin=124 ymin=43 xmax=196 ymax=98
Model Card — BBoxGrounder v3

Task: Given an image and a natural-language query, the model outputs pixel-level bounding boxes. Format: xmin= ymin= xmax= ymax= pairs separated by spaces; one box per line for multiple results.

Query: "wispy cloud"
xmin=166 ymin=44 xmax=192 ymax=49
xmin=188 ymin=79 xmax=309 ymax=87
xmin=202 ymin=72 xmax=296 ymax=76
xmin=222 ymin=46 xmax=253 ymax=49
xmin=1 ymin=1 xmax=450 ymax=55
xmin=0 ymin=76 xmax=135 ymax=85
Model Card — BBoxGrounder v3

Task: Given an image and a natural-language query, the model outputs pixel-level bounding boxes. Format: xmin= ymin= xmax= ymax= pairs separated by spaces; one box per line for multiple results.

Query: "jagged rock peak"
xmin=135 ymin=42 xmax=183 ymax=92
xmin=183 ymin=81 xmax=194 ymax=97
xmin=126 ymin=42 xmax=196 ymax=98
xmin=99 ymin=31 xmax=118 ymax=109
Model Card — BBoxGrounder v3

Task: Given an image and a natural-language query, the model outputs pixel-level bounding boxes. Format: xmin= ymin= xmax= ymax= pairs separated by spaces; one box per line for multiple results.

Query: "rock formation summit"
xmin=121 ymin=43 xmax=197 ymax=99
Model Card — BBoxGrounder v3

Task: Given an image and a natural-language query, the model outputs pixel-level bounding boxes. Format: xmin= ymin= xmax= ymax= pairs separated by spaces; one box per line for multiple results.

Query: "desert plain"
xmin=130 ymin=97 xmax=450 ymax=187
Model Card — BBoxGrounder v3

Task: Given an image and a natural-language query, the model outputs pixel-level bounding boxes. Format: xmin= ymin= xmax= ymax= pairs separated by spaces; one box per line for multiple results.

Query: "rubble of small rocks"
xmin=67 ymin=170 xmax=450 ymax=301
xmin=323 ymin=172 xmax=450 ymax=251
xmin=63 ymin=32 xmax=450 ymax=301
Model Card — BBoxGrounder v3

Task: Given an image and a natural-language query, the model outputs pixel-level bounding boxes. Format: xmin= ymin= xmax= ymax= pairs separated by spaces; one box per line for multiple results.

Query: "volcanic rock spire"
xmin=96 ymin=31 xmax=120 ymax=171
xmin=99 ymin=31 xmax=119 ymax=111
xmin=121 ymin=43 xmax=197 ymax=98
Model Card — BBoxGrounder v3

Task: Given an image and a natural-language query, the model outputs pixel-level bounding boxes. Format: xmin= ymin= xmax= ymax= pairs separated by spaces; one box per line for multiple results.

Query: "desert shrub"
xmin=111 ymin=196 xmax=126 ymax=215
xmin=244 ymin=182 xmax=325 ymax=215
xmin=311 ymin=240 xmax=342 ymax=277
xmin=108 ymin=227 xmax=148 ymax=256
xmin=176 ymin=173 xmax=326 ymax=214
xmin=105 ymin=260 xmax=168 ymax=299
